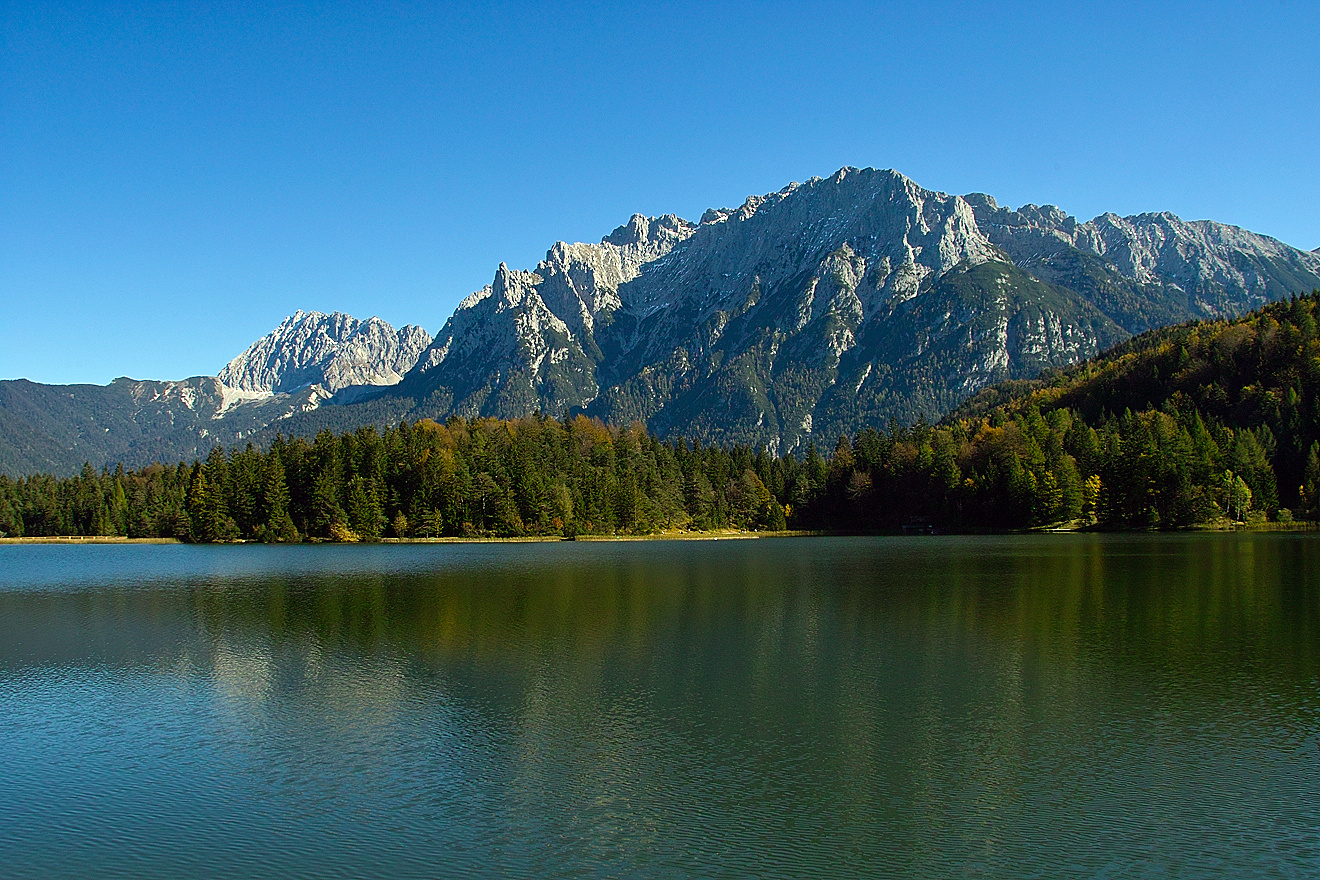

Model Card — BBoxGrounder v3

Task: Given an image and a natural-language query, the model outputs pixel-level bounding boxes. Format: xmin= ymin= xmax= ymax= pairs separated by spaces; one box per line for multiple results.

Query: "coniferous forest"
xmin=3 ymin=293 xmax=1319 ymax=541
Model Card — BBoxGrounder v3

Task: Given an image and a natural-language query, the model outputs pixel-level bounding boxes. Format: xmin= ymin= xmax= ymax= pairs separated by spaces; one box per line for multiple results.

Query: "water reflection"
xmin=1 ymin=535 xmax=1318 ymax=878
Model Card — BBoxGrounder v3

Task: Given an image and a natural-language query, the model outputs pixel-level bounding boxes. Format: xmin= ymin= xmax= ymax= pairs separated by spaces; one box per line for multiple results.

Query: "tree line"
xmin=2 ymin=293 xmax=1318 ymax=541
xmin=0 ymin=415 xmax=795 ymax=541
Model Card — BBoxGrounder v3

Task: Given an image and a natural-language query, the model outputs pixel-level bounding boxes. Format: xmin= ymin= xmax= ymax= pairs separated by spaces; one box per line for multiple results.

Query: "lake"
xmin=1 ymin=534 xmax=1318 ymax=878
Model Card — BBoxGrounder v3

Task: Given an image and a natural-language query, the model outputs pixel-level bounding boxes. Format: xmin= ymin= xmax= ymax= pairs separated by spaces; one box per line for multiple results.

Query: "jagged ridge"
xmin=377 ymin=166 xmax=1319 ymax=453
xmin=219 ymin=310 xmax=432 ymax=395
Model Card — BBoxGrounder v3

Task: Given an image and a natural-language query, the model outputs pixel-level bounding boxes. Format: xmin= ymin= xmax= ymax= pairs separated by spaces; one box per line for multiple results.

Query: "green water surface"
xmin=1 ymin=534 xmax=1317 ymax=878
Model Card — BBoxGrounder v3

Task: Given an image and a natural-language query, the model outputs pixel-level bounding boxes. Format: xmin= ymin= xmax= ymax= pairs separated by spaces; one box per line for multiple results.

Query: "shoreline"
xmin=0 ymin=530 xmax=818 ymax=545
xmin=0 ymin=536 xmax=184 ymax=544
xmin=1 ymin=523 xmax=1314 ymax=545
xmin=382 ymin=529 xmax=819 ymax=543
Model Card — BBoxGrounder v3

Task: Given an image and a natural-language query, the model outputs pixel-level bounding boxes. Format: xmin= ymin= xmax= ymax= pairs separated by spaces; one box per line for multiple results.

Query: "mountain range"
xmin=4 ymin=167 xmax=1319 ymax=476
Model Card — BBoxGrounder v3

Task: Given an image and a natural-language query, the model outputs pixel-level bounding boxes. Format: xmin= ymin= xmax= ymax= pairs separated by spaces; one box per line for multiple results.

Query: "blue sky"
xmin=3 ymin=1 xmax=1318 ymax=385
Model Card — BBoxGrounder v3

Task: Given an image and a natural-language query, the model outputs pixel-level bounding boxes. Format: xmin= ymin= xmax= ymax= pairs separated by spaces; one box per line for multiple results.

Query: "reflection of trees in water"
xmin=5 ymin=535 xmax=1319 ymax=874
xmin=8 ymin=535 xmax=1318 ymax=694
xmin=187 ymin=550 xmax=788 ymax=659
xmin=831 ymin=534 xmax=1320 ymax=683
xmin=165 ymin=535 xmax=1320 ymax=766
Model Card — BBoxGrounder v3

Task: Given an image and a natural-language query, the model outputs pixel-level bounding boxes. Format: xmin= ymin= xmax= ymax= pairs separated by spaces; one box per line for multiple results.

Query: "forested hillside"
xmin=801 ymin=291 xmax=1320 ymax=530
xmin=3 ymin=293 xmax=1317 ymax=540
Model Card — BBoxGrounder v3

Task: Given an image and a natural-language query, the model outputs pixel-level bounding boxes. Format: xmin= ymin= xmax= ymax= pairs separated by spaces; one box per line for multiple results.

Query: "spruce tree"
xmin=261 ymin=456 xmax=299 ymax=542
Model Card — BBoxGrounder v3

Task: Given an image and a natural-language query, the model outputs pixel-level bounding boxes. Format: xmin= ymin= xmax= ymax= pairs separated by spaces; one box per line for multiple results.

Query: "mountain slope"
xmin=0 ymin=376 xmax=316 ymax=477
xmin=324 ymin=167 xmax=1317 ymax=453
xmin=951 ymin=291 xmax=1320 ymax=496
xmin=966 ymin=195 xmax=1320 ymax=332
xmin=788 ymin=292 xmax=1320 ymax=532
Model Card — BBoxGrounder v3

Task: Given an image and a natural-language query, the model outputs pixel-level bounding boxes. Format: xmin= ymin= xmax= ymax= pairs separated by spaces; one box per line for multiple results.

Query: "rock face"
xmin=585 ymin=169 xmax=1118 ymax=451
xmin=383 ymin=166 xmax=1318 ymax=452
xmin=219 ymin=310 xmax=432 ymax=395
xmin=405 ymin=214 xmax=696 ymax=418
xmin=965 ymin=195 xmax=1320 ymax=333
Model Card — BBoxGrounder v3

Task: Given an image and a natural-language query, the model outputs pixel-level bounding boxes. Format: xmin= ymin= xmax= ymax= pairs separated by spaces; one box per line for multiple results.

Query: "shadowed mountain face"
xmin=5 ymin=168 xmax=1320 ymax=474
xmin=0 ymin=376 xmax=326 ymax=477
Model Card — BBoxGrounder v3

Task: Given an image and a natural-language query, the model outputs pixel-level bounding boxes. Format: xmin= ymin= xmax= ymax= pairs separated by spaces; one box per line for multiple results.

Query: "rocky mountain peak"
xmin=594 ymin=213 xmax=696 ymax=267
xmin=604 ymin=214 xmax=649 ymax=246
xmin=602 ymin=213 xmax=693 ymax=249
xmin=962 ymin=192 xmax=998 ymax=212
xmin=382 ymin=165 xmax=1320 ymax=457
xmin=411 ymin=210 xmax=700 ymax=389
xmin=490 ymin=263 xmax=539 ymax=302
xmin=218 ymin=310 xmax=432 ymax=395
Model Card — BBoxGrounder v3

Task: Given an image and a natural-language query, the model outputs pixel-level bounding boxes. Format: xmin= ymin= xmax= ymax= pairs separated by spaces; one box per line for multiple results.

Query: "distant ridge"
xmin=0 ymin=313 xmax=430 ymax=476
xmin=219 ymin=310 xmax=432 ymax=395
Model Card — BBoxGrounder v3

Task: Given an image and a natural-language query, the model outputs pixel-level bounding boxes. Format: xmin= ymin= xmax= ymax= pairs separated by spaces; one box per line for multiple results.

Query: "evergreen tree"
xmin=259 ymin=456 xmax=299 ymax=542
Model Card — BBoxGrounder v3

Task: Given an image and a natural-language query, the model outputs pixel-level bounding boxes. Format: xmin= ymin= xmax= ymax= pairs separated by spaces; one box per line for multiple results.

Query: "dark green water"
xmin=1 ymin=534 xmax=1318 ymax=878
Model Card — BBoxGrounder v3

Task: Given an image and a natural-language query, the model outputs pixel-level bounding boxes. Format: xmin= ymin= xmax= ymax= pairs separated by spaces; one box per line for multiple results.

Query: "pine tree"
xmin=309 ymin=461 xmax=344 ymax=539
xmin=346 ymin=475 xmax=383 ymax=541
xmin=260 ymin=456 xmax=299 ymax=542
